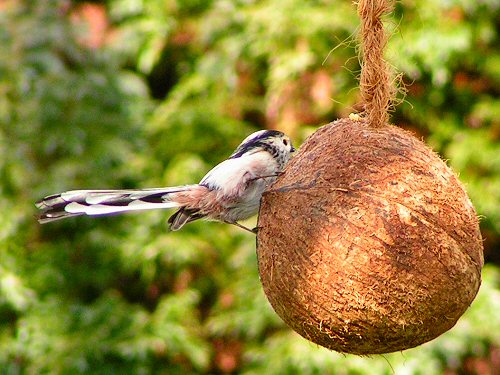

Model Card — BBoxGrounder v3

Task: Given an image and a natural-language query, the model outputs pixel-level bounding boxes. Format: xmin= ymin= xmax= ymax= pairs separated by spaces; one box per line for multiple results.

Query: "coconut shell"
xmin=257 ymin=118 xmax=483 ymax=354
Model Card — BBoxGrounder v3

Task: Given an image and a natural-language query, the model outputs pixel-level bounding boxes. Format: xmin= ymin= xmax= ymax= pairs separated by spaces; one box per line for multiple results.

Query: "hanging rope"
xmin=358 ymin=0 xmax=396 ymax=128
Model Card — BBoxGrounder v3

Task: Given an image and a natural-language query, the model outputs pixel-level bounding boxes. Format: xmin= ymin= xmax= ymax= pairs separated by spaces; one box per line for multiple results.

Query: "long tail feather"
xmin=36 ymin=186 xmax=195 ymax=223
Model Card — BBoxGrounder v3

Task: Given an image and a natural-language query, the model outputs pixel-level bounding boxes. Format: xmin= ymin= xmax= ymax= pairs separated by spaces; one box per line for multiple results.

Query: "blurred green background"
xmin=0 ymin=0 xmax=499 ymax=373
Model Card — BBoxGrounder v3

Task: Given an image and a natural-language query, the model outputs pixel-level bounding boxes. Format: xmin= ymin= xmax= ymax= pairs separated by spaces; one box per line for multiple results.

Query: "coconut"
xmin=256 ymin=118 xmax=483 ymax=354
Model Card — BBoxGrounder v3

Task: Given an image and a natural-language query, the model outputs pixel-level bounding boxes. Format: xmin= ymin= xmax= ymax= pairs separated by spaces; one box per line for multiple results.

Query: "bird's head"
xmin=230 ymin=130 xmax=295 ymax=162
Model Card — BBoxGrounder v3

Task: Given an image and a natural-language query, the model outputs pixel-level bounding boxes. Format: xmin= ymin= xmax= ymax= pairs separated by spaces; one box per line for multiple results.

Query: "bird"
xmin=36 ymin=129 xmax=295 ymax=233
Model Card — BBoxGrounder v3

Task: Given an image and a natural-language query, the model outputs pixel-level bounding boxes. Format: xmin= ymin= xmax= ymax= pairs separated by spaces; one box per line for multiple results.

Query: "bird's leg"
xmin=225 ymin=221 xmax=257 ymax=234
xmin=248 ymin=172 xmax=283 ymax=183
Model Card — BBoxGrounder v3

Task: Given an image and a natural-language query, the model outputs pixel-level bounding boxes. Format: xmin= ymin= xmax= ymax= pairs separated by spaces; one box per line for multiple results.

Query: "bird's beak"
xmin=291 ymin=145 xmax=296 ymax=152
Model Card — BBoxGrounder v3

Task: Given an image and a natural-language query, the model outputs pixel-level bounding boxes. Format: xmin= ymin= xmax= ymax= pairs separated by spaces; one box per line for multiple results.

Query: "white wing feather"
xmin=200 ymin=151 xmax=277 ymax=198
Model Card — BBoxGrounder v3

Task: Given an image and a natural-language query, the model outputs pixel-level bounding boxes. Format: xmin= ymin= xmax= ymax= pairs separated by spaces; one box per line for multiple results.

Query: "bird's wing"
xmin=199 ymin=151 xmax=277 ymax=197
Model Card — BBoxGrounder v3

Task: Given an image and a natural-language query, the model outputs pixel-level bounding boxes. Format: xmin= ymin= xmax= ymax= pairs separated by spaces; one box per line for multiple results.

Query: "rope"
xmin=358 ymin=0 xmax=396 ymax=128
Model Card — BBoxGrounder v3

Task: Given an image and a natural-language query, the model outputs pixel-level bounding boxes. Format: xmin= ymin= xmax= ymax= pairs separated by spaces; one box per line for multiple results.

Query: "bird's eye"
xmin=283 ymin=139 xmax=288 ymax=146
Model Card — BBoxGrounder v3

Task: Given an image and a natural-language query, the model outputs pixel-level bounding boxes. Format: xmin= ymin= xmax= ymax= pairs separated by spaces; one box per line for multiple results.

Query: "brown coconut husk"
xmin=256 ymin=0 xmax=484 ymax=354
xmin=257 ymin=118 xmax=483 ymax=354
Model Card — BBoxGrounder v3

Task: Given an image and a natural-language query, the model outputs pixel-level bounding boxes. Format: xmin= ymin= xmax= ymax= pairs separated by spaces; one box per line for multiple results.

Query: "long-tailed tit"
xmin=36 ymin=130 xmax=295 ymax=233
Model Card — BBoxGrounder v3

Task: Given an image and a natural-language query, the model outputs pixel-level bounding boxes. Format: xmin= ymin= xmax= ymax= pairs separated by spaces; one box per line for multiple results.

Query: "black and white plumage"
xmin=36 ymin=130 xmax=295 ymax=233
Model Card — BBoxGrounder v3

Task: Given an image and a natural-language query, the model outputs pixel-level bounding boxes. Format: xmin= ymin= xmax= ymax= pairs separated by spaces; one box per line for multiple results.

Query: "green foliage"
xmin=0 ymin=0 xmax=498 ymax=373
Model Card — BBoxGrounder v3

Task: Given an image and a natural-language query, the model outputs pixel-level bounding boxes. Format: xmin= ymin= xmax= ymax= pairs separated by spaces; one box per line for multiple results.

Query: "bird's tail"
xmin=36 ymin=186 xmax=196 ymax=223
